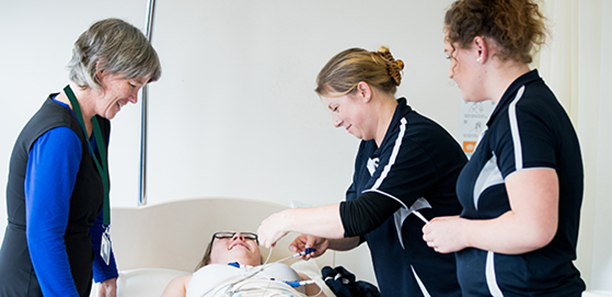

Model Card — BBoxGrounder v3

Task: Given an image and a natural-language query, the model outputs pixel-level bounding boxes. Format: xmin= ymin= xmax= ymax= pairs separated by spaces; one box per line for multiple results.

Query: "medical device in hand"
xmin=284 ymin=280 xmax=317 ymax=288
xmin=294 ymin=248 xmax=316 ymax=258
xmin=275 ymin=248 xmax=317 ymax=263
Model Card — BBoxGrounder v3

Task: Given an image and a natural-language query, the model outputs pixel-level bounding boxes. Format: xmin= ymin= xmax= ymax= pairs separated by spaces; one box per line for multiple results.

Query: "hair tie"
xmin=377 ymin=47 xmax=403 ymax=86
xmin=396 ymin=60 xmax=404 ymax=71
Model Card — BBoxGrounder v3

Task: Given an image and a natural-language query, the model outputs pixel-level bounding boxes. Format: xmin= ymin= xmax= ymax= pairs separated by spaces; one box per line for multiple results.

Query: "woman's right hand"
xmin=289 ymin=234 xmax=329 ymax=260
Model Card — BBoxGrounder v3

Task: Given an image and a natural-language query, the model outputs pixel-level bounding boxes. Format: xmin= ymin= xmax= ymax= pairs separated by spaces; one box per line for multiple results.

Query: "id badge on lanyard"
xmin=100 ymin=227 xmax=112 ymax=265
xmin=64 ymin=85 xmax=112 ymax=265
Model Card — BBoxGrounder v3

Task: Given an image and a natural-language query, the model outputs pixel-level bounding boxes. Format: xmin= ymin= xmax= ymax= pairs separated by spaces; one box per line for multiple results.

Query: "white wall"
xmin=0 ymin=0 xmax=462 ymax=209
xmin=0 ymin=0 xmax=609 ymax=292
xmin=142 ymin=0 xmax=461 ymax=208
xmin=0 ymin=0 xmax=459 ymax=286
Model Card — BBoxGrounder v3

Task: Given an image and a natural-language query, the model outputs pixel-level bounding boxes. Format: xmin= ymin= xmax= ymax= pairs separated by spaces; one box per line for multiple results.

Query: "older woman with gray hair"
xmin=0 ymin=18 xmax=161 ymax=297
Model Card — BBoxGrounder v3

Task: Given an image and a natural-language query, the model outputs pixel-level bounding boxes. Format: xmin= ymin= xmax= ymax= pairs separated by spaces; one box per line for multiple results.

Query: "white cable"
xmin=206 ymin=246 xmax=324 ymax=297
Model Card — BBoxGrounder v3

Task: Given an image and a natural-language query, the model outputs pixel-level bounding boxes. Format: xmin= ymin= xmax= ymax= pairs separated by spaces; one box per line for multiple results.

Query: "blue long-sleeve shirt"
xmin=24 ymin=99 xmax=118 ymax=296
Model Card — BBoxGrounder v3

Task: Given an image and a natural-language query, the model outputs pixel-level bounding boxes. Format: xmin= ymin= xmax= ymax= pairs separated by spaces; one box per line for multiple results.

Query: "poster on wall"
xmin=460 ymin=100 xmax=496 ymax=157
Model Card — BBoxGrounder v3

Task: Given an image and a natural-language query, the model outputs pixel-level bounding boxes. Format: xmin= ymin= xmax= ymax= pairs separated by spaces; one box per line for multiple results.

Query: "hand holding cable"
xmin=422 ymin=215 xmax=469 ymax=254
xmin=289 ymin=234 xmax=329 ymax=260
xmin=257 ymin=210 xmax=292 ymax=248
xmin=275 ymin=247 xmax=317 ymax=263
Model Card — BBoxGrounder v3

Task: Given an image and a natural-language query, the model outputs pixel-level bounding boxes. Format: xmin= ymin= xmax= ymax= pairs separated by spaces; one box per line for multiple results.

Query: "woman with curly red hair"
xmin=422 ymin=0 xmax=586 ymax=296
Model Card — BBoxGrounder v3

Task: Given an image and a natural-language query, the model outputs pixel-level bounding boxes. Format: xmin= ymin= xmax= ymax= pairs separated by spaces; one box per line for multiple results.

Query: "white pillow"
xmin=91 ymin=264 xmax=331 ymax=297
xmin=116 ymin=268 xmax=190 ymax=297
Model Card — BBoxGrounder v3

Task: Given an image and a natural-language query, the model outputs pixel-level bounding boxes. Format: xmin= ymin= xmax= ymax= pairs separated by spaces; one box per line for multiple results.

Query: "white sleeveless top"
xmin=185 ymin=263 xmax=305 ymax=297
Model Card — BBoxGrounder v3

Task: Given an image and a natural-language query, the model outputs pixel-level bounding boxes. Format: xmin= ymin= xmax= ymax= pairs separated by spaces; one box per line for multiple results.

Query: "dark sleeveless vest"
xmin=0 ymin=94 xmax=110 ymax=297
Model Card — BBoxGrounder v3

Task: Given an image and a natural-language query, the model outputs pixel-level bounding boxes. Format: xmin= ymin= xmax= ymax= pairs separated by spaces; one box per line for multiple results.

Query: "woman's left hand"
xmin=257 ymin=210 xmax=291 ymax=248
xmin=422 ymin=215 xmax=468 ymax=254
xmin=98 ymin=277 xmax=117 ymax=297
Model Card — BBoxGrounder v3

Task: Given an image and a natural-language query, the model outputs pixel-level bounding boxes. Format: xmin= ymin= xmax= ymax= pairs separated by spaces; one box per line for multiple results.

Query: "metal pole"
xmin=139 ymin=0 xmax=156 ymax=206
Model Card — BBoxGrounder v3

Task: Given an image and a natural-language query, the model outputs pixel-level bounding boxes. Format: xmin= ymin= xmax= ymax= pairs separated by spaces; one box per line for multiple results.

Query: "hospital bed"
xmin=89 ymin=197 xmax=343 ymax=297
xmin=87 ymin=196 xmax=608 ymax=297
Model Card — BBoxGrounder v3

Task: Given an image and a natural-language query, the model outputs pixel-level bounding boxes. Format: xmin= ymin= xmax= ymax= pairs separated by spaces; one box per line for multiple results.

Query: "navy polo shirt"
xmin=347 ymin=98 xmax=466 ymax=296
xmin=455 ymin=70 xmax=586 ymax=296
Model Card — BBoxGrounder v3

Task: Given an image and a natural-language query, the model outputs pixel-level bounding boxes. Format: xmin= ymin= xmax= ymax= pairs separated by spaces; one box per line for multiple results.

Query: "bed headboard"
xmin=110 ymin=197 xmax=335 ymax=273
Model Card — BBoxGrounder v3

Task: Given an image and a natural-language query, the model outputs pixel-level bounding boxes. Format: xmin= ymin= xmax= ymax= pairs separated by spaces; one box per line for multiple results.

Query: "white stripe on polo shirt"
xmin=509 ymin=85 xmax=526 ymax=171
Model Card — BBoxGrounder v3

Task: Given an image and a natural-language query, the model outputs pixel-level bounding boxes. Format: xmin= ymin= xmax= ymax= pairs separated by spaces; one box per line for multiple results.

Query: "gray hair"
xmin=67 ymin=18 xmax=161 ymax=90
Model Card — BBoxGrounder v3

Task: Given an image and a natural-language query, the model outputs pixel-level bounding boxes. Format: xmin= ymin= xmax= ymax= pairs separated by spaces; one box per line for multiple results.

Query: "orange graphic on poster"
xmin=463 ymin=141 xmax=476 ymax=153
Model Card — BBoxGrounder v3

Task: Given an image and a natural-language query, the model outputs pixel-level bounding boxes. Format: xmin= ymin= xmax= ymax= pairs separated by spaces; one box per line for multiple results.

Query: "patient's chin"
xmin=232 ymin=243 xmax=249 ymax=249
xmin=227 ymin=251 xmax=260 ymax=266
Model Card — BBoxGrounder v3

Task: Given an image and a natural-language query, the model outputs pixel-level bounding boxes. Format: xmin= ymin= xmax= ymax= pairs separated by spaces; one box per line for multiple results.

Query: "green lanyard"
xmin=64 ymin=85 xmax=110 ymax=226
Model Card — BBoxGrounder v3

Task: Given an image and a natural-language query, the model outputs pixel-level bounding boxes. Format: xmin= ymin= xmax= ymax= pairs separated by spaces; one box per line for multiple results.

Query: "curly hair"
xmin=315 ymin=46 xmax=404 ymax=97
xmin=444 ymin=0 xmax=547 ymax=64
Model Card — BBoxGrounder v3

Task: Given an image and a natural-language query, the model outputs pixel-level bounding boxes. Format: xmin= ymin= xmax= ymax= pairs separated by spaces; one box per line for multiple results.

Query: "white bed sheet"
xmin=91 ymin=260 xmax=335 ymax=297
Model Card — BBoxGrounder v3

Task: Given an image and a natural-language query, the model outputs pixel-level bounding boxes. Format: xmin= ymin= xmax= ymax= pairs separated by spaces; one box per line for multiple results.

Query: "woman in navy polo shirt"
xmin=258 ymin=46 xmax=467 ymax=296
xmin=422 ymin=0 xmax=586 ymax=296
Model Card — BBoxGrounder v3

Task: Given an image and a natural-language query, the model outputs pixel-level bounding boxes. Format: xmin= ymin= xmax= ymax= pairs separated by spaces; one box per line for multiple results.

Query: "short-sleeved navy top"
xmin=347 ymin=98 xmax=466 ymax=296
xmin=455 ymin=70 xmax=586 ymax=296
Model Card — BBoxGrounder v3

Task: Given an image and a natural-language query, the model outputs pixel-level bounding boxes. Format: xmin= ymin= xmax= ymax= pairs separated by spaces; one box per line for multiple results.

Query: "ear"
xmin=95 ymin=61 xmax=107 ymax=79
xmin=474 ymin=36 xmax=487 ymax=64
xmin=355 ymin=81 xmax=373 ymax=103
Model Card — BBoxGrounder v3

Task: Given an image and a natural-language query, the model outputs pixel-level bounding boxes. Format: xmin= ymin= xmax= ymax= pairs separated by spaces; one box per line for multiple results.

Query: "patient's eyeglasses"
xmin=212 ymin=231 xmax=259 ymax=244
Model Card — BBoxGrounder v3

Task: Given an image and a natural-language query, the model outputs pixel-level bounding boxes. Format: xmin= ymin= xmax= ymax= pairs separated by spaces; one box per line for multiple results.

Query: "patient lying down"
xmin=161 ymin=231 xmax=326 ymax=297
